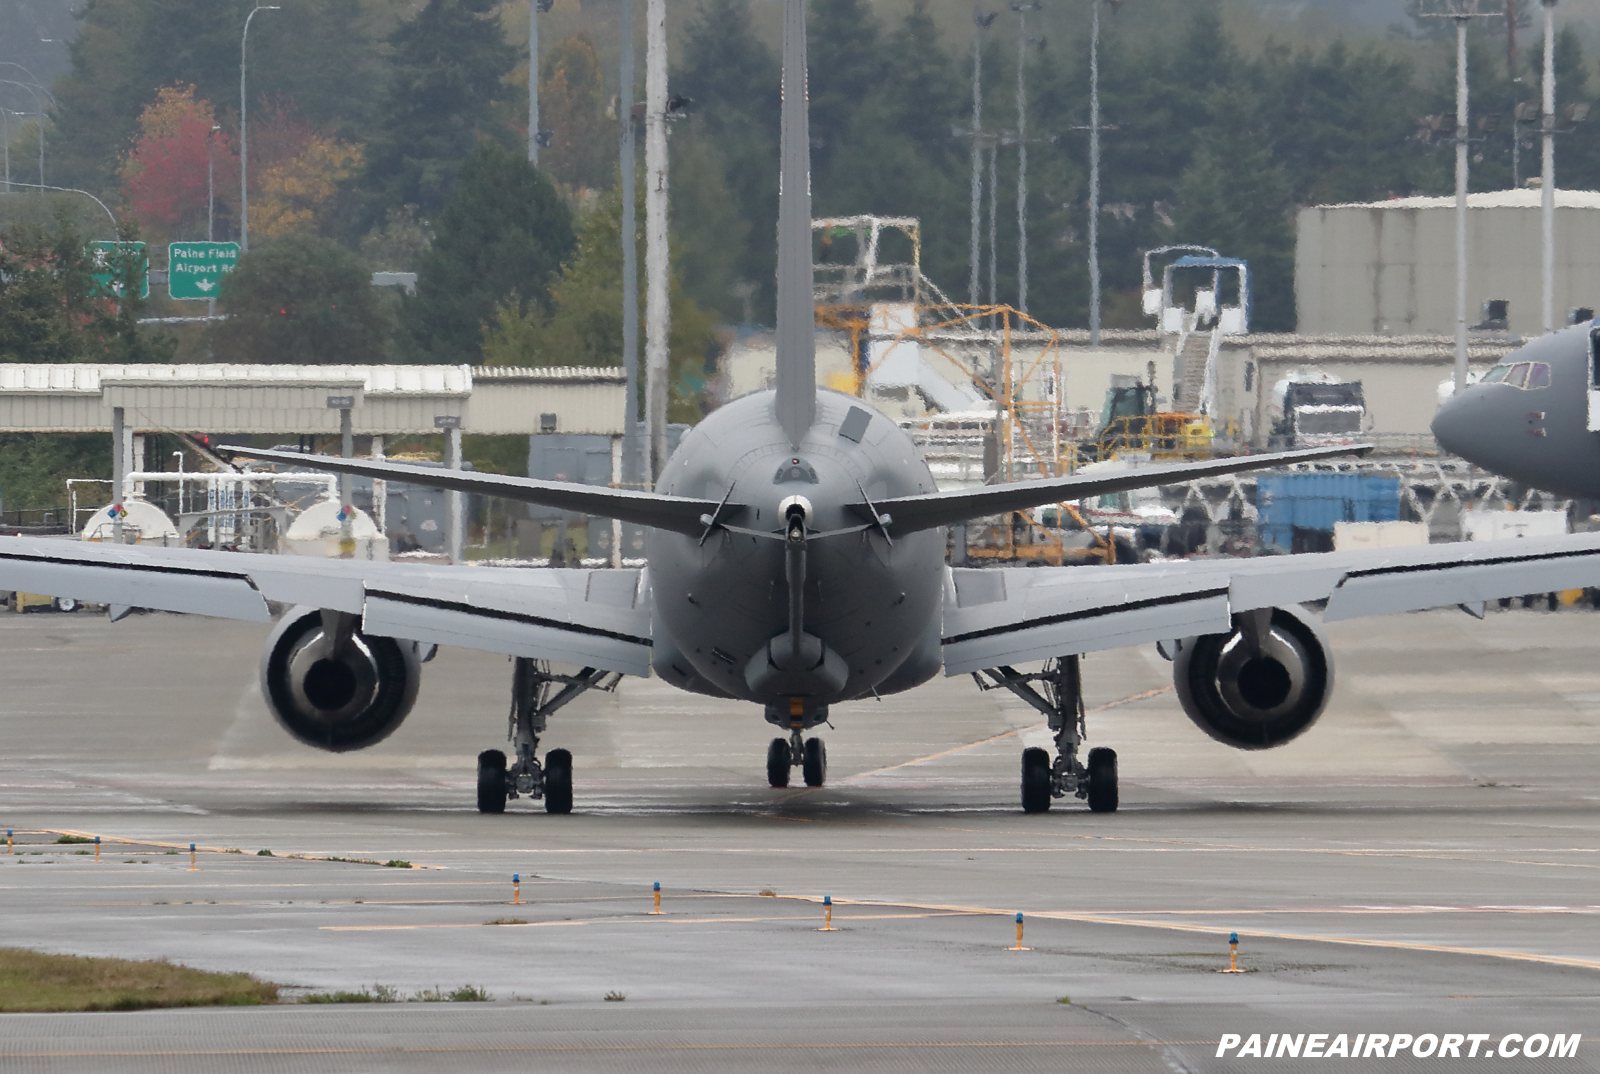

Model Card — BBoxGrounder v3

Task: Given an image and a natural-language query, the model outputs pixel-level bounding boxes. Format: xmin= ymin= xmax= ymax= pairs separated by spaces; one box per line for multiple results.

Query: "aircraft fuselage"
xmin=1433 ymin=323 xmax=1600 ymax=498
xmin=648 ymin=389 xmax=947 ymax=711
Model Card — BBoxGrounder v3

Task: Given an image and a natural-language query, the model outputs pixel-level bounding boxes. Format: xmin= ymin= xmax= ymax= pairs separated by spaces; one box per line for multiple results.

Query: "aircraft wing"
xmin=872 ymin=444 xmax=1371 ymax=535
xmin=215 ymin=446 xmax=730 ymax=538
xmin=0 ymin=536 xmax=652 ymax=675
xmin=941 ymin=531 xmax=1600 ymax=674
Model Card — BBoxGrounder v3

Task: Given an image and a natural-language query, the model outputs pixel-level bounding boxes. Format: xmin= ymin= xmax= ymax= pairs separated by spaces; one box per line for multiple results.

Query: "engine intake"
xmin=260 ymin=607 xmax=421 ymax=752
xmin=1172 ymin=604 xmax=1333 ymax=750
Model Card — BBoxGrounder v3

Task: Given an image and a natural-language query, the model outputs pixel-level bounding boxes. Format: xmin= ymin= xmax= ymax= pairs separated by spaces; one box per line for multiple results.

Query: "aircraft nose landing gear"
xmin=764 ymin=702 xmax=828 ymax=788
xmin=766 ymin=729 xmax=828 ymax=788
xmin=477 ymin=657 xmax=617 ymax=814
xmin=977 ymin=655 xmax=1118 ymax=814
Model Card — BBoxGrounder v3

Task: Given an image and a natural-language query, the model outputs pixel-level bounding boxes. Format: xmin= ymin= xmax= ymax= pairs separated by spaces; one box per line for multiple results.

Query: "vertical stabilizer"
xmin=774 ymin=0 xmax=816 ymax=448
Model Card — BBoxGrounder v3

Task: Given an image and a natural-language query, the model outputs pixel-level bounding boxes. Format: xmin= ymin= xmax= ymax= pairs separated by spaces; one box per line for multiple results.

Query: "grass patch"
xmin=604 ymin=991 xmax=626 ymax=1002
xmin=55 ymin=836 xmax=92 ymax=845
xmin=384 ymin=860 xmax=412 ymax=869
xmin=485 ymin=918 xmax=528 ymax=926
xmin=758 ymin=888 xmax=777 ymax=897
xmin=301 ymin=984 xmax=399 ymax=1004
xmin=410 ymin=984 xmax=491 ymax=1003
xmin=256 ymin=849 xmax=273 ymax=856
xmin=0 ymin=948 xmax=277 ymax=1012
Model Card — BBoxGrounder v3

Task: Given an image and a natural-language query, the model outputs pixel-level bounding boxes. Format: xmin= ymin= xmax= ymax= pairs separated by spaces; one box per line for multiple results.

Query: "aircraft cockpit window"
xmin=1491 ymin=362 xmax=1551 ymax=389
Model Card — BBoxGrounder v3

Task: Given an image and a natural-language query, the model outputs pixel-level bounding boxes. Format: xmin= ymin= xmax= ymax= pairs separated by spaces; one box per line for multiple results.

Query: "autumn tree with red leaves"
xmin=118 ymin=86 xmax=239 ymax=247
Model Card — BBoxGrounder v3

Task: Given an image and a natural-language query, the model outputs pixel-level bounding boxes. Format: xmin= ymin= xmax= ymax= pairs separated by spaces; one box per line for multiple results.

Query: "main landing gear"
xmin=477 ymin=657 xmax=619 ymax=815
xmin=975 ymin=655 xmax=1118 ymax=814
xmin=766 ymin=730 xmax=828 ymax=788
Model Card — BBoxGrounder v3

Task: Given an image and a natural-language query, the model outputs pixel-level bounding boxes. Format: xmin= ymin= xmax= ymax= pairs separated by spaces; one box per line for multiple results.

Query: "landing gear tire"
xmin=802 ymin=738 xmax=827 ymax=787
xmin=544 ymin=748 xmax=573 ymax=814
xmin=476 ymin=749 xmax=507 ymax=814
xmin=766 ymin=738 xmax=791 ymax=788
xmin=1021 ymin=747 xmax=1051 ymax=814
xmin=1086 ymin=746 xmax=1118 ymax=813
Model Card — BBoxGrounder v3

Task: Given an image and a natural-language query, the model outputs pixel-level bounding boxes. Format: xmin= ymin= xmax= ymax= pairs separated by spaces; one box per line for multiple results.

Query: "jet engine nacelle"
xmin=260 ymin=606 xmax=422 ymax=752
xmin=1172 ymin=604 xmax=1333 ymax=750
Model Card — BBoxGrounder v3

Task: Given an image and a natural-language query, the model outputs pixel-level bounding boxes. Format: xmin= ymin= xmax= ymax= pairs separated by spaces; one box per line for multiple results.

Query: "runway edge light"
xmin=818 ymin=894 xmax=838 ymax=932
xmin=1220 ymin=931 xmax=1245 ymax=974
xmin=1010 ymin=912 xmax=1030 ymax=951
xmin=650 ymin=881 xmax=662 ymax=915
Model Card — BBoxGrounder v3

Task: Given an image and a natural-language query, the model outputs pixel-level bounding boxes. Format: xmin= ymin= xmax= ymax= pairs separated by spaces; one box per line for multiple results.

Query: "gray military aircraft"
xmin=7 ymin=0 xmax=1600 ymax=816
xmin=1432 ymin=324 xmax=1600 ymax=498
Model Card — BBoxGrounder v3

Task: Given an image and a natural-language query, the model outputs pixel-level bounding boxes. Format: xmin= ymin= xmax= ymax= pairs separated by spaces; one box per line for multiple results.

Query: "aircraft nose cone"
xmin=1432 ymin=381 xmax=1524 ymax=474
xmin=1430 ymin=390 xmax=1476 ymax=458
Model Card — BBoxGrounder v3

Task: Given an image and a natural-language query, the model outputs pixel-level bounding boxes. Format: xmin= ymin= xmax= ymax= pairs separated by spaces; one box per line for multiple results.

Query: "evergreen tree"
xmin=480 ymin=176 xmax=718 ymax=421
xmin=403 ymin=142 xmax=575 ymax=363
xmin=1168 ymin=90 xmax=1296 ymax=331
xmin=674 ymin=0 xmax=780 ymax=321
xmin=359 ymin=0 xmax=518 ymax=228
xmin=807 ymin=0 xmax=883 ymax=169
xmin=0 ymin=213 xmax=173 ymax=363
xmin=1259 ymin=40 xmax=1431 ymax=205
xmin=211 ymin=233 xmax=388 ymax=364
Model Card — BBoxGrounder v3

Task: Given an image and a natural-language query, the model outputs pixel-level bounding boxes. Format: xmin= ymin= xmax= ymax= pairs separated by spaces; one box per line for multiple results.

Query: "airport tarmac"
xmin=1 ymin=606 xmax=1599 ymax=1072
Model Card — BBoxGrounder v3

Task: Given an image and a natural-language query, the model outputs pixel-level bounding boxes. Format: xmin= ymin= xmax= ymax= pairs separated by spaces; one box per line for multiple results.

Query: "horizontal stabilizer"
xmin=873 ymin=444 xmax=1372 ymax=536
xmin=217 ymin=446 xmax=731 ymax=538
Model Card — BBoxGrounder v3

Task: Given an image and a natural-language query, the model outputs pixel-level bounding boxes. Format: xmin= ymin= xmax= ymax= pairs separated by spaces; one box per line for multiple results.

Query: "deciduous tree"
xmin=118 ymin=85 xmax=238 ymax=245
xmin=210 ymin=233 xmax=388 ymax=363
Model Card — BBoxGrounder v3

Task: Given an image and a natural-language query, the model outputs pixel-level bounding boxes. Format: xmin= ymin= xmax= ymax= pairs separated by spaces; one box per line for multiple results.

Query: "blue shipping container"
xmin=1256 ymin=474 xmax=1400 ymax=551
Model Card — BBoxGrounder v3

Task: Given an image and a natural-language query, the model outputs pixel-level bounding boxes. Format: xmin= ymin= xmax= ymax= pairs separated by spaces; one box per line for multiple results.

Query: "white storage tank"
xmin=281 ymin=500 xmax=388 ymax=560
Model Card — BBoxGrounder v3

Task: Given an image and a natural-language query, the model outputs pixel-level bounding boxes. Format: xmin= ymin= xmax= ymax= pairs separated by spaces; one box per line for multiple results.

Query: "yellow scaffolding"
xmin=813 ymin=301 xmax=1119 ymax=566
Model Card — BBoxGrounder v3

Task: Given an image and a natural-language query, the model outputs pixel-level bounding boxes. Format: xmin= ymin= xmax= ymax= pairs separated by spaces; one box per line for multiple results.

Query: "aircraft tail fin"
xmin=774 ymin=0 xmax=816 ymax=448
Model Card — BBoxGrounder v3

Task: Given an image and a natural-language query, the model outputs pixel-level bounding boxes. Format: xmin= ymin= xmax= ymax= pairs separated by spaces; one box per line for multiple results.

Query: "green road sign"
xmin=89 ymin=241 xmax=148 ymax=300
xmin=168 ymin=241 xmax=240 ymax=300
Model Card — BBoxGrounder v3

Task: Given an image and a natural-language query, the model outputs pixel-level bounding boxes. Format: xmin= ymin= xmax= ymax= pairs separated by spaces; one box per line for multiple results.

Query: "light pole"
xmin=239 ymin=5 xmax=279 ymax=252
xmin=643 ymin=0 xmax=669 ymax=480
xmin=529 ymin=0 xmax=554 ymax=161
xmin=208 ymin=124 xmax=221 ymax=318
xmin=620 ymin=0 xmax=640 ymax=487
xmin=1541 ymin=0 xmax=1557 ymax=334
xmin=967 ymin=7 xmax=995 ymax=308
xmin=1012 ymin=0 xmax=1040 ymax=316
xmin=0 ymin=80 xmax=52 ymax=194
xmin=1088 ymin=0 xmax=1103 ymax=346
xmin=1420 ymin=1 xmax=1496 ymax=394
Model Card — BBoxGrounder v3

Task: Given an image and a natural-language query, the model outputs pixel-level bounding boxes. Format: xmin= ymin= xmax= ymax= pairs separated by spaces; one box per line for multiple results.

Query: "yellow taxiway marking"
xmin=801 ymin=895 xmax=1600 ymax=974
xmin=839 ymin=686 xmax=1173 ymax=784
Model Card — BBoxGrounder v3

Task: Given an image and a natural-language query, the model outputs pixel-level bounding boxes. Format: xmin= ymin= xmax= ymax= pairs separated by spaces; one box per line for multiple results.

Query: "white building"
xmin=1296 ymin=188 xmax=1600 ymax=338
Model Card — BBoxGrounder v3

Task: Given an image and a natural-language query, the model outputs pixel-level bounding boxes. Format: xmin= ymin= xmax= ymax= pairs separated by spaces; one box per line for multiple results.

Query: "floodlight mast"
xmin=1541 ymin=0 xmax=1557 ymax=335
xmin=620 ymin=0 xmax=641 ymax=488
xmin=1418 ymin=0 xmax=1497 ymax=394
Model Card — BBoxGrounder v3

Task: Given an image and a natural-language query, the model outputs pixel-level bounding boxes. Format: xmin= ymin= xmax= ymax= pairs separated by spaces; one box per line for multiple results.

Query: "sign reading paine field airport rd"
xmin=167 ymin=241 xmax=240 ymax=300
